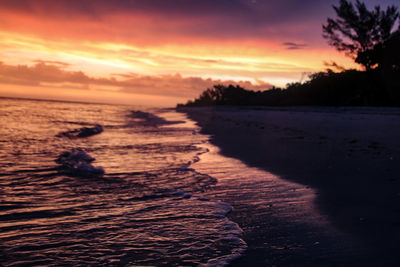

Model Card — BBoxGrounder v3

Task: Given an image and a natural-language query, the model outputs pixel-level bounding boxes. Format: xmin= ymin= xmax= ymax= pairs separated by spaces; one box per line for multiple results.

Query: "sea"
xmin=0 ymin=98 xmax=246 ymax=266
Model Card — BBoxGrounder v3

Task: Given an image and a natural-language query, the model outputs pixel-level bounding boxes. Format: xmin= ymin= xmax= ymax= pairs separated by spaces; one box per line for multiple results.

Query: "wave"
xmin=0 ymin=101 xmax=247 ymax=266
xmin=128 ymin=110 xmax=184 ymax=127
xmin=56 ymin=124 xmax=103 ymax=138
xmin=55 ymin=148 xmax=104 ymax=177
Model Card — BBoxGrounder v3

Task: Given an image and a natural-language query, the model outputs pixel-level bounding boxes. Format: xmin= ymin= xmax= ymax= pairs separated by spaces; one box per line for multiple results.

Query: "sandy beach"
xmin=180 ymin=106 xmax=400 ymax=266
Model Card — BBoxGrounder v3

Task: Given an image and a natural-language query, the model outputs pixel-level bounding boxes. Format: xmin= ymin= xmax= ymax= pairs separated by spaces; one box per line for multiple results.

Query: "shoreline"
xmin=180 ymin=106 xmax=400 ymax=265
xmin=192 ymin=142 xmax=364 ymax=266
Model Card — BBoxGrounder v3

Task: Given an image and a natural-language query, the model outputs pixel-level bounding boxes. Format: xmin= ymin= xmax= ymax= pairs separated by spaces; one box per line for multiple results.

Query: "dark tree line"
xmin=178 ymin=67 xmax=399 ymax=108
xmin=178 ymin=0 xmax=400 ymax=108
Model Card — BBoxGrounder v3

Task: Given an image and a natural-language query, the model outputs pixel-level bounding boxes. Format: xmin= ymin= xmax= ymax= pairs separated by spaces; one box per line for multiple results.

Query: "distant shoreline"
xmin=0 ymin=95 xmax=116 ymax=106
xmin=180 ymin=106 xmax=400 ymax=265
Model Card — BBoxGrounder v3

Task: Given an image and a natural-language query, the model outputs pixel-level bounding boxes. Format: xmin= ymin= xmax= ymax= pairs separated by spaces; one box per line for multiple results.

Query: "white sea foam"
xmin=55 ymin=148 xmax=104 ymax=177
xmin=204 ymin=200 xmax=247 ymax=267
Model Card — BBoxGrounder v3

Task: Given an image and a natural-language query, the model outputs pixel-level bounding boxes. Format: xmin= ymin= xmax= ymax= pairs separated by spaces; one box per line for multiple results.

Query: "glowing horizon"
xmin=0 ymin=0 xmax=394 ymax=106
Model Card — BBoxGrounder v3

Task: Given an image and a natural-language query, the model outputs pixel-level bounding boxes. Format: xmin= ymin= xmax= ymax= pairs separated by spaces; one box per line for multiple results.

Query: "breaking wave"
xmin=55 ymin=148 xmax=105 ymax=177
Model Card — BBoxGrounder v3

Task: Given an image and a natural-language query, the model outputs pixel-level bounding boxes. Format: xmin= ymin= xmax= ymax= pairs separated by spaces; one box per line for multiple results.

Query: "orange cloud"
xmin=0 ymin=61 xmax=273 ymax=99
xmin=1 ymin=31 xmax=333 ymax=87
xmin=0 ymin=0 xmax=362 ymax=105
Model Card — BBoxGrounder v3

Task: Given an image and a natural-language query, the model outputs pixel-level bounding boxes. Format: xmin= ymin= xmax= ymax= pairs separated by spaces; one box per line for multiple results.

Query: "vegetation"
xmin=178 ymin=1 xmax=400 ymax=108
xmin=323 ymin=0 xmax=399 ymax=70
xmin=178 ymin=68 xmax=400 ymax=107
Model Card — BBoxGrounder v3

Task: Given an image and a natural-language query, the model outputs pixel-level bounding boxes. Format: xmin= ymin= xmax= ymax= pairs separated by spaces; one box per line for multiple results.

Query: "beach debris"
xmin=55 ymin=148 xmax=104 ymax=177
xmin=57 ymin=124 xmax=103 ymax=138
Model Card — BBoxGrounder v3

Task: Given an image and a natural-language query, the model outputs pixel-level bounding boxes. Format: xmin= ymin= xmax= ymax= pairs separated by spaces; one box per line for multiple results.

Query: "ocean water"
xmin=0 ymin=98 xmax=245 ymax=266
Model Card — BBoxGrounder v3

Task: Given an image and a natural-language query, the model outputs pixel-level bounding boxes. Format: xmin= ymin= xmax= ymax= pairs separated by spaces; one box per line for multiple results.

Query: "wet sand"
xmin=180 ymin=106 xmax=400 ymax=266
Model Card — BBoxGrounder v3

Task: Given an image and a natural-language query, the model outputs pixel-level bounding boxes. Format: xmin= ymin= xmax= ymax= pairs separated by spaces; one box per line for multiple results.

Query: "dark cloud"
xmin=2 ymin=0 xmax=333 ymax=22
xmin=1 ymin=1 xmax=396 ymax=49
xmin=1 ymin=1 xmax=396 ymax=27
xmin=0 ymin=0 xmax=251 ymax=17
xmin=0 ymin=0 xmax=336 ymax=41
xmin=282 ymin=42 xmax=308 ymax=50
xmin=0 ymin=61 xmax=272 ymax=98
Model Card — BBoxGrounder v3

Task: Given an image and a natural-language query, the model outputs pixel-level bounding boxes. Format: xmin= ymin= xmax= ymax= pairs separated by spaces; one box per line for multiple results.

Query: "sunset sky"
xmin=0 ymin=0 xmax=397 ymax=106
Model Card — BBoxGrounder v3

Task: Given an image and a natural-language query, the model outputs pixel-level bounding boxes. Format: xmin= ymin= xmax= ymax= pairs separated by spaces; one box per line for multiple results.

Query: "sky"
xmin=0 ymin=0 xmax=398 ymax=106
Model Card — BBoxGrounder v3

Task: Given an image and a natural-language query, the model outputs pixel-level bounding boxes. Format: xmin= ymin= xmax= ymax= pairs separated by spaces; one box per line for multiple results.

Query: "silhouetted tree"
xmin=323 ymin=0 xmax=399 ymax=70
